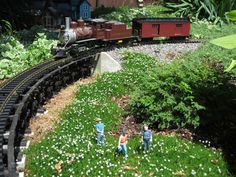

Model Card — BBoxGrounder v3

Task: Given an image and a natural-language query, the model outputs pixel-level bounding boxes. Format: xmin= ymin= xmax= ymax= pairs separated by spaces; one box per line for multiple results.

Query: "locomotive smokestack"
xmin=65 ymin=17 xmax=70 ymax=30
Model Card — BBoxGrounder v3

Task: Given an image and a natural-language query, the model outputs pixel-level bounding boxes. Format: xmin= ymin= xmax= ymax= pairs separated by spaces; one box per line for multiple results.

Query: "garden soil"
xmin=28 ymin=76 xmax=97 ymax=144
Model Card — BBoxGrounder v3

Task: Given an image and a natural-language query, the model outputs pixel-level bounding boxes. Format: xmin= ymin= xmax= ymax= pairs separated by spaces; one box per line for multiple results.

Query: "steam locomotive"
xmin=54 ymin=17 xmax=191 ymax=58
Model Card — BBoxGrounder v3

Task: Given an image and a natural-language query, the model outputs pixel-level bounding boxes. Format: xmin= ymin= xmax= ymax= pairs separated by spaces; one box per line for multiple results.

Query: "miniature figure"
xmin=118 ymin=128 xmax=128 ymax=160
xmin=95 ymin=118 xmax=105 ymax=145
xmin=141 ymin=125 xmax=152 ymax=151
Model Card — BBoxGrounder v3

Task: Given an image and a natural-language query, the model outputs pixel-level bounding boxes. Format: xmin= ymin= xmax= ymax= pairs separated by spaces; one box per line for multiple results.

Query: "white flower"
xmin=191 ymin=169 xmax=196 ymax=176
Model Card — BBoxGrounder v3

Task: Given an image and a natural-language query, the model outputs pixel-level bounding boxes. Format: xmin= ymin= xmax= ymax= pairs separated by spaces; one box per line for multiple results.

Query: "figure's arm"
xmin=101 ymin=124 xmax=105 ymax=135
xmin=96 ymin=127 xmax=101 ymax=133
xmin=118 ymin=136 xmax=121 ymax=146
xmin=150 ymin=130 xmax=153 ymax=142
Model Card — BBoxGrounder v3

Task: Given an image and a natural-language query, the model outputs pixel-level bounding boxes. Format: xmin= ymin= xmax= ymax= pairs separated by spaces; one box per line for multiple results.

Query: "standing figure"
xmin=95 ymin=118 xmax=105 ymax=145
xmin=142 ymin=125 xmax=152 ymax=151
xmin=118 ymin=128 xmax=128 ymax=160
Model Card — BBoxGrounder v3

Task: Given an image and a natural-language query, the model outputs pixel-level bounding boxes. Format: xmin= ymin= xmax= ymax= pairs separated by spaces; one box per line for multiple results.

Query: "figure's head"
xmin=96 ymin=118 xmax=101 ymax=122
xmin=144 ymin=125 xmax=148 ymax=131
xmin=122 ymin=128 xmax=126 ymax=135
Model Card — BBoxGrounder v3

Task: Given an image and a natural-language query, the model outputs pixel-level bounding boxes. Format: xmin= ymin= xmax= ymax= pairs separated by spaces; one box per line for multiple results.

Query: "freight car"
xmin=54 ymin=17 xmax=190 ymax=58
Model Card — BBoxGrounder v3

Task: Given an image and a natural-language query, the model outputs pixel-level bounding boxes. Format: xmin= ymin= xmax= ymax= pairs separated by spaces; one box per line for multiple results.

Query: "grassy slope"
xmin=26 ymin=52 xmax=230 ymax=176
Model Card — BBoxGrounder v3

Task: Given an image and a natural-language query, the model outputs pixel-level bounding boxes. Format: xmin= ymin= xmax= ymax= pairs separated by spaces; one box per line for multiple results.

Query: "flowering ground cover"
xmin=26 ymin=51 xmax=231 ymax=177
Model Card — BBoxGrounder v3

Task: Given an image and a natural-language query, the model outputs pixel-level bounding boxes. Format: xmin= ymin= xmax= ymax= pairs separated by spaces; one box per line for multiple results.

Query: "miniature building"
xmin=32 ymin=0 xmax=92 ymax=28
xmin=78 ymin=0 xmax=92 ymax=19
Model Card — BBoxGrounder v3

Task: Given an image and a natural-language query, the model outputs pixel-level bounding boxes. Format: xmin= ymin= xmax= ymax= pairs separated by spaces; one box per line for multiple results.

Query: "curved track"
xmin=0 ymin=48 xmax=101 ymax=176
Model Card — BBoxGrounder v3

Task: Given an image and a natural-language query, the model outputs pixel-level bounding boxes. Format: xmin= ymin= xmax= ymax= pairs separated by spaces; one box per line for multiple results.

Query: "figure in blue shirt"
xmin=95 ymin=118 xmax=105 ymax=145
xmin=141 ymin=125 xmax=152 ymax=151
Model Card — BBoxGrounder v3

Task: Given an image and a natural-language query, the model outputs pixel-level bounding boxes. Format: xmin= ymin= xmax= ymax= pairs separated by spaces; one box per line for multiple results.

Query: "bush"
xmin=128 ymin=50 xmax=231 ymax=129
xmin=165 ymin=0 xmax=236 ymax=24
xmin=17 ymin=25 xmax=57 ymax=45
xmin=103 ymin=5 xmax=173 ymax=26
xmin=0 ymin=33 xmax=57 ymax=79
xmin=129 ymin=60 xmax=202 ymax=129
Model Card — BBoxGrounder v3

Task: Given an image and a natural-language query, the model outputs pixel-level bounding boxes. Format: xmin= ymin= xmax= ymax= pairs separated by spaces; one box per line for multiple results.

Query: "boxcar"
xmin=132 ymin=18 xmax=191 ymax=39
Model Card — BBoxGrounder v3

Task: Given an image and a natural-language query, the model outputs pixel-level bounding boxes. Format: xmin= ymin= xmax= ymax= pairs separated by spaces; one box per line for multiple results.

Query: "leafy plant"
xmin=103 ymin=5 xmax=173 ymax=26
xmin=211 ymin=35 xmax=236 ymax=72
xmin=0 ymin=20 xmax=13 ymax=35
xmin=129 ymin=58 xmax=207 ymax=129
xmin=0 ymin=33 xmax=57 ymax=79
xmin=225 ymin=10 xmax=236 ymax=21
xmin=165 ymin=0 xmax=236 ymax=24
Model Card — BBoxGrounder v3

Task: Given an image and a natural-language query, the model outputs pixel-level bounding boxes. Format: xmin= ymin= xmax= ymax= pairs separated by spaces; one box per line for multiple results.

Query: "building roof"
xmin=78 ymin=0 xmax=91 ymax=6
xmin=133 ymin=17 xmax=190 ymax=23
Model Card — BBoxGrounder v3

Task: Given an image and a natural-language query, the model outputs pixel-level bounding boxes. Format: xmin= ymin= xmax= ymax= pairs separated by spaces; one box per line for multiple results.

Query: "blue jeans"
xmin=97 ymin=132 xmax=104 ymax=145
xmin=118 ymin=144 xmax=128 ymax=158
xmin=143 ymin=139 xmax=151 ymax=151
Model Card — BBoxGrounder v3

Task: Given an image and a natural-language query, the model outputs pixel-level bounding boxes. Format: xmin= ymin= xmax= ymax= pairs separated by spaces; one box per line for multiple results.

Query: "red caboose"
xmin=132 ymin=18 xmax=191 ymax=39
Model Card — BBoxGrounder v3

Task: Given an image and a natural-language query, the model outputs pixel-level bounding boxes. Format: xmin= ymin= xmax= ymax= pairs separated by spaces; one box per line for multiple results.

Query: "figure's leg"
xmin=147 ymin=140 xmax=150 ymax=150
xmin=122 ymin=144 xmax=128 ymax=159
xmin=143 ymin=140 xmax=147 ymax=151
xmin=101 ymin=134 xmax=105 ymax=145
xmin=97 ymin=132 xmax=101 ymax=145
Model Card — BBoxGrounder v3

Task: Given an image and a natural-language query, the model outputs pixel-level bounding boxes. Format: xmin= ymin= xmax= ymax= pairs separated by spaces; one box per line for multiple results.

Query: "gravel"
xmin=107 ymin=43 xmax=201 ymax=64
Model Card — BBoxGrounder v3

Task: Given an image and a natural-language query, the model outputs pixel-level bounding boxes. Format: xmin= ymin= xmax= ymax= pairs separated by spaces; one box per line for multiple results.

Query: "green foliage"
xmin=225 ymin=59 xmax=236 ymax=72
xmin=0 ymin=33 xmax=57 ymax=79
xmin=0 ymin=20 xmax=13 ymax=35
xmin=129 ymin=56 xmax=210 ymax=129
xmin=26 ymin=51 xmax=230 ymax=176
xmin=92 ymin=6 xmax=116 ymax=18
xmin=210 ymin=35 xmax=236 ymax=72
xmin=103 ymin=5 xmax=173 ymax=25
xmin=17 ymin=25 xmax=57 ymax=45
xmin=165 ymin=0 xmax=236 ymax=24
xmin=191 ymin=20 xmax=236 ymax=40
xmin=211 ymin=34 xmax=236 ymax=49
xmin=226 ymin=10 xmax=236 ymax=21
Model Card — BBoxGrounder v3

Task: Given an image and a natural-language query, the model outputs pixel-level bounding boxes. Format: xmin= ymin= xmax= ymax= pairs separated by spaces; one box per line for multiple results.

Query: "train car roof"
xmin=133 ymin=17 xmax=190 ymax=23
xmin=88 ymin=18 xmax=108 ymax=23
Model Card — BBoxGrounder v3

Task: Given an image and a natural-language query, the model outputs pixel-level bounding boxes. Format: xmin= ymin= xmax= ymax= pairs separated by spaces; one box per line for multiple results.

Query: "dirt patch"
xmin=29 ymin=76 xmax=97 ymax=144
xmin=158 ymin=128 xmax=194 ymax=141
xmin=111 ymin=95 xmax=142 ymax=137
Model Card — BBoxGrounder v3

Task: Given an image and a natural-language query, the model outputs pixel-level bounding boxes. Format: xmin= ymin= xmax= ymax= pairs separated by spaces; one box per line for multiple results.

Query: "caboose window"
xmin=176 ymin=24 xmax=183 ymax=27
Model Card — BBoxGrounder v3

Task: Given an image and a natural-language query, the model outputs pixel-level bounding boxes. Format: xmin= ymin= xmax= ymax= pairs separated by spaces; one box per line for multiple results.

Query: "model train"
xmin=54 ymin=17 xmax=191 ymax=58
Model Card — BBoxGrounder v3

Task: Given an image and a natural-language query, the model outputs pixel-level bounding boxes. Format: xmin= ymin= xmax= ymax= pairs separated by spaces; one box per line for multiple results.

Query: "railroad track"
xmin=0 ymin=48 xmax=102 ymax=176
xmin=0 ymin=39 xmax=201 ymax=177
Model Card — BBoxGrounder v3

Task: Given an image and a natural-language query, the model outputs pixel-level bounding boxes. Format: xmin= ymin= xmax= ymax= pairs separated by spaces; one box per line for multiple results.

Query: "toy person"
xmin=95 ymin=118 xmax=105 ymax=145
xmin=118 ymin=128 xmax=128 ymax=160
xmin=141 ymin=125 xmax=152 ymax=151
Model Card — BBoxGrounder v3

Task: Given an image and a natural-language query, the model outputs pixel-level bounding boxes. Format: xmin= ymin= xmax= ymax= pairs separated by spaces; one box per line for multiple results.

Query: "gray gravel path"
xmin=107 ymin=43 xmax=201 ymax=63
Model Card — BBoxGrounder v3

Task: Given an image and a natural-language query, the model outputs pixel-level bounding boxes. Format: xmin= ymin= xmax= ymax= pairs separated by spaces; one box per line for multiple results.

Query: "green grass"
xmin=26 ymin=52 xmax=231 ymax=176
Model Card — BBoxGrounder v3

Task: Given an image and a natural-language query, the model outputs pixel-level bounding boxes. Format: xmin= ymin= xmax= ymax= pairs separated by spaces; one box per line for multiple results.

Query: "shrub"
xmin=129 ymin=60 xmax=203 ymax=129
xmin=128 ymin=49 xmax=231 ymax=129
xmin=165 ymin=0 xmax=236 ymax=24
xmin=17 ymin=25 xmax=57 ymax=45
xmin=103 ymin=5 xmax=173 ymax=26
xmin=0 ymin=33 xmax=57 ymax=79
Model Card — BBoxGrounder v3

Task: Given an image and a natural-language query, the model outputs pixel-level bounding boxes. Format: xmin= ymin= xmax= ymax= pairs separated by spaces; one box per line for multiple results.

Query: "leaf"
xmin=225 ymin=58 xmax=236 ymax=72
xmin=225 ymin=10 xmax=236 ymax=21
xmin=210 ymin=35 xmax=236 ymax=49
